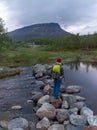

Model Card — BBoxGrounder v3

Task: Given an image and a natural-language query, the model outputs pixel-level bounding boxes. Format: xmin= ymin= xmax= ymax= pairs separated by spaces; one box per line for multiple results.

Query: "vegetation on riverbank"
xmin=0 ymin=69 xmax=21 ymax=79
xmin=0 ymin=17 xmax=97 ymax=67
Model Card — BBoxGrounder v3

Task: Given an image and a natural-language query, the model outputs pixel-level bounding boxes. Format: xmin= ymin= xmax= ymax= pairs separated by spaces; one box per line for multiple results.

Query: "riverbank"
xmin=0 ymin=64 xmax=97 ymax=130
xmin=0 ymin=47 xmax=97 ymax=67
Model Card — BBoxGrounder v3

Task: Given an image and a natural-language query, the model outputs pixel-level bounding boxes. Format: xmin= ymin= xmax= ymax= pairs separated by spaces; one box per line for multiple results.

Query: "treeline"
xmin=25 ymin=33 xmax=97 ymax=51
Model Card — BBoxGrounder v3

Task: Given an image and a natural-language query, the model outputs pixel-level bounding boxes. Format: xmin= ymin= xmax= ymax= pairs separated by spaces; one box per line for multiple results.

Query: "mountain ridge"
xmin=8 ymin=23 xmax=71 ymax=41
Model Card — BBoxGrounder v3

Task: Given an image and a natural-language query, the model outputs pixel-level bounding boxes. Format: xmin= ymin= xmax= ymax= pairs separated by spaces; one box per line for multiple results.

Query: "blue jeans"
xmin=53 ymin=79 xmax=61 ymax=99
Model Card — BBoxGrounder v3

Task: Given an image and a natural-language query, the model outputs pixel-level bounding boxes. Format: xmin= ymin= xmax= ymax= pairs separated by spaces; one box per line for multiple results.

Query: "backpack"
xmin=52 ymin=64 xmax=61 ymax=79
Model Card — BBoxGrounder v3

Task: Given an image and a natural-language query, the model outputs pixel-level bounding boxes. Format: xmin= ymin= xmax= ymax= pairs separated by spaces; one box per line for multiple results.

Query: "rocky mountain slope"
xmin=8 ymin=23 xmax=71 ymax=41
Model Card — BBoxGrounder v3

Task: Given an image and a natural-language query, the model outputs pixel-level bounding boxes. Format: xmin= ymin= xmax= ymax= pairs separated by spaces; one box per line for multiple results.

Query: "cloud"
xmin=0 ymin=0 xmax=97 ymax=34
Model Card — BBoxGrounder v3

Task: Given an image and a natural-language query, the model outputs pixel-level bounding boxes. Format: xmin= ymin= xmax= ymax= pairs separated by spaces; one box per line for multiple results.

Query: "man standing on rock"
xmin=52 ymin=57 xmax=64 ymax=99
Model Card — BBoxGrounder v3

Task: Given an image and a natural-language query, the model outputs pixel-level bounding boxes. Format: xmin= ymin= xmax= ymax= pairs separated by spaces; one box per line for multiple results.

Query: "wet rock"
xmin=36 ymin=117 xmax=50 ymax=130
xmin=70 ymin=114 xmax=87 ymax=126
xmin=62 ymin=100 xmax=69 ymax=109
xmin=71 ymin=101 xmax=86 ymax=110
xmin=44 ymin=79 xmax=53 ymax=87
xmin=62 ymin=94 xmax=77 ymax=107
xmin=80 ymin=107 xmax=93 ymax=118
xmin=75 ymin=95 xmax=85 ymax=101
xmin=68 ymin=107 xmax=78 ymax=115
xmin=28 ymin=121 xmax=38 ymax=130
xmin=65 ymin=124 xmax=84 ymax=130
xmin=11 ymin=105 xmax=22 ymax=110
xmin=47 ymin=124 xmax=64 ymax=130
xmin=0 ymin=120 xmax=8 ymax=129
xmin=37 ymin=95 xmax=50 ymax=106
xmin=8 ymin=117 xmax=28 ymax=130
xmin=36 ymin=103 xmax=56 ymax=119
xmin=66 ymin=85 xmax=81 ymax=93
xmin=87 ymin=115 xmax=97 ymax=126
xmin=43 ymin=84 xmax=51 ymax=95
xmin=56 ymin=109 xmax=69 ymax=123
xmin=31 ymin=92 xmax=43 ymax=103
xmin=63 ymin=120 xmax=70 ymax=126
xmin=12 ymin=128 xmax=24 ymax=130
xmin=83 ymin=126 xmax=97 ymax=130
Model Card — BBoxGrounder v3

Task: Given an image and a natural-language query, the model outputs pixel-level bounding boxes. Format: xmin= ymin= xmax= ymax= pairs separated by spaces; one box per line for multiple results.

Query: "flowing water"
xmin=0 ymin=63 xmax=97 ymax=120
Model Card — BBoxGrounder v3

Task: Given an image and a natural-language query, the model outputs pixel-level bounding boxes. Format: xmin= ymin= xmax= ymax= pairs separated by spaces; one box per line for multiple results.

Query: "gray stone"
xmin=31 ymin=92 xmax=43 ymax=102
xmin=87 ymin=115 xmax=97 ymax=126
xmin=80 ymin=106 xmax=93 ymax=118
xmin=36 ymin=117 xmax=50 ymax=130
xmin=70 ymin=114 xmax=87 ymax=126
xmin=47 ymin=124 xmax=64 ymax=130
xmin=8 ymin=118 xmax=28 ymax=130
xmin=71 ymin=101 xmax=86 ymax=110
xmin=56 ymin=109 xmax=69 ymax=123
xmin=37 ymin=95 xmax=50 ymax=106
xmin=62 ymin=100 xmax=69 ymax=109
xmin=36 ymin=103 xmax=56 ymax=119
xmin=65 ymin=124 xmax=84 ymax=130
xmin=66 ymin=85 xmax=81 ymax=93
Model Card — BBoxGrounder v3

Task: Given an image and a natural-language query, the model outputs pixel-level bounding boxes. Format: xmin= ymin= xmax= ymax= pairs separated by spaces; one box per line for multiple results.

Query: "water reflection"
xmin=63 ymin=62 xmax=97 ymax=114
xmin=66 ymin=62 xmax=97 ymax=71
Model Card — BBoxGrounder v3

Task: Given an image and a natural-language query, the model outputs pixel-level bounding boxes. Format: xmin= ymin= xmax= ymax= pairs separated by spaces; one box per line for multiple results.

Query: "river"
xmin=0 ymin=63 xmax=97 ymax=120
xmin=64 ymin=62 xmax=97 ymax=114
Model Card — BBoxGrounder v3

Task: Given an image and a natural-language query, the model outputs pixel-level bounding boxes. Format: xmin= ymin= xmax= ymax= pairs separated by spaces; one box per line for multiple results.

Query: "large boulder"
xmin=8 ymin=118 xmax=28 ymax=130
xmin=36 ymin=117 xmax=50 ymax=130
xmin=56 ymin=109 xmax=69 ymax=123
xmin=70 ymin=114 xmax=87 ymax=126
xmin=36 ymin=103 xmax=56 ymax=119
xmin=66 ymin=85 xmax=81 ymax=94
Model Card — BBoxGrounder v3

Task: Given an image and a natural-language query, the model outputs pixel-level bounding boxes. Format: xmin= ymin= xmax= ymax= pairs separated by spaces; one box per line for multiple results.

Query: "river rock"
xmin=12 ymin=128 xmax=24 ymax=130
xmin=43 ymin=84 xmax=51 ymax=94
xmin=47 ymin=124 xmax=64 ymax=130
xmin=80 ymin=107 xmax=93 ymax=118
xmin=36 ymin=117 xmax=50 ymax=130
xmin=66 ymin=85 xmax=81 ymax=93
xmin=8 ymin=117 xmax=28 ymax=130
xmin=70 ymin=114 xmax=87 ymax=126
xmin=71 ymin=101 xmax=86 ymax=110
xmin=87 ymin=115 xmax=97 ymax=126
xmin=11 ymin=105 xmax=22 ymax=110
xmin=68 ymin=107 xmax=78 ymax=115
xmin=62 ymin=94 xmax=77 ymax=106
xmin=31 ymin=92 xmax=43 ymax=102
xmin=83 ymin=126 xmax=97 ymax=130
xmin=75 ymin=95 xmax=85 ymax=101
xmin=36 ymin=103 xmax=56 ymax=119
xmin=62 ymin=100 xmax=69 ymax=109
xmin=0 ymin=120 xmax=8 ymax=129
xmin=56 ymin=109 xmax=69 ymax=123
xmin=37 ymin=95 xmax=50 ymax=106
xmin=65 ymin=124 xmax=84 ymax=130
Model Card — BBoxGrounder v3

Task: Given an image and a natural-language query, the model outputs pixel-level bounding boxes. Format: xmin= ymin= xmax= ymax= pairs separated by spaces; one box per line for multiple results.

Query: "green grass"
xmin=0 ymin=46 xmax=97 ymax=67
xmin=0 ymin=69 xmax=21 ymax=79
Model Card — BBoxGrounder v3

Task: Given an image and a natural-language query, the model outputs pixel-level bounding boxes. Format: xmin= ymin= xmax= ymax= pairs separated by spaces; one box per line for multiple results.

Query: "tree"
xmin=0 ymin=17 xmax=5 ymax=34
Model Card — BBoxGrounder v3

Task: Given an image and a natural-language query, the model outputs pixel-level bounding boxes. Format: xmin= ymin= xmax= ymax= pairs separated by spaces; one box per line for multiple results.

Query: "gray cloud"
xmin=1 ymin=0 xmax=97 ymax=34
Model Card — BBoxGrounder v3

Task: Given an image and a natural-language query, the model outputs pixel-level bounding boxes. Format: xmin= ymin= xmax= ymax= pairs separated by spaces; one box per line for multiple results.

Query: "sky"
xmin=0 ymin=0 xmax=97 ymax=35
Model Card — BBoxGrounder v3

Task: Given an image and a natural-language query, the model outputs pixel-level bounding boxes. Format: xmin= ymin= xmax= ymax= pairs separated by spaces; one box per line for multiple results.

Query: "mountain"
xmin=8 ymin=23 xmax=71 ymax=41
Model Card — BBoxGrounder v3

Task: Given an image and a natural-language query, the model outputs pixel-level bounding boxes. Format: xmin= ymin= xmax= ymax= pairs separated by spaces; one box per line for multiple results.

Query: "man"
xmin=52 ymin=57 xmax=64 ymax=99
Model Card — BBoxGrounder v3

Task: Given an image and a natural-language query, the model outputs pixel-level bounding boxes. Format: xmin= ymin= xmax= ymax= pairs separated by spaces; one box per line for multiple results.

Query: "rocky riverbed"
xmin=0 ymin=64 xmax=97 ymax=130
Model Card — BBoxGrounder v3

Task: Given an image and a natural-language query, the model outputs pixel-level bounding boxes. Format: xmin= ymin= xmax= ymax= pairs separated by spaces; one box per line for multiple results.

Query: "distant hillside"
xmin=8 ymin=23 xmax=71 ymax=41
